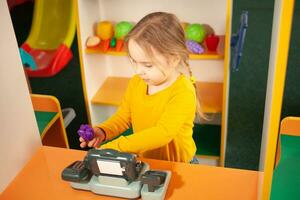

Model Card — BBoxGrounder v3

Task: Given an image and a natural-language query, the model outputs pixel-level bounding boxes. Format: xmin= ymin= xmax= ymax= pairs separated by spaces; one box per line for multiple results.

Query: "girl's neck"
xmin=147 ymin=70 xmax=180 ymax=95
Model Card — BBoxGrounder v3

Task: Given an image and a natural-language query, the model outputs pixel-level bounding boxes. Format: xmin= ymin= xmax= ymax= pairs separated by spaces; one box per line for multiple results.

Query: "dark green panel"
xmin=193 ymin=124 xmax=221 ymax=156
xmin=225 ymin=0 xmax=274 ymax=170
xmin=281 ymin=1 xmax=300 ymax=119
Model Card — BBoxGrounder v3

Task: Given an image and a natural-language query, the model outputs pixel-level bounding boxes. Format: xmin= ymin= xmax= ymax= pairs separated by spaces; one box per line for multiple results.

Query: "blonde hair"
xmin=125 ymin=12 xmax=206 ymax=120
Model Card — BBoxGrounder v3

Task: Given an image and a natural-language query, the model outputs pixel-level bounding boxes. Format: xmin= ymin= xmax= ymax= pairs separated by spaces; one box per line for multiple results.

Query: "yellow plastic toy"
xmin=96 ymin=21 xmax=114 ymax=51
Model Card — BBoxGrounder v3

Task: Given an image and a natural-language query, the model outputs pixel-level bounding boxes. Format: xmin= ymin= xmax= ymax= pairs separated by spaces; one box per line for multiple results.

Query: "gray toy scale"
xmin=61 ymin=148 xmax=171 ymax=200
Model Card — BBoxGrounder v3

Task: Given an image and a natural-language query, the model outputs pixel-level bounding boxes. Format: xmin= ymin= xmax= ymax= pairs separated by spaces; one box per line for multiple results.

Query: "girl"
xmin=80 ymin=12 xmax=204 ymax=163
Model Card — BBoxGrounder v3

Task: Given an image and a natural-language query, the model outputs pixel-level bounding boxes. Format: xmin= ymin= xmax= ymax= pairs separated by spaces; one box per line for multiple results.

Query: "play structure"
xmin=2 ymin=0 xmax=300 ymax=199
xmin=62 ymin=149 xmax=171 ymax=199
xmin=19 ymin=0 xmax=76 ymax=77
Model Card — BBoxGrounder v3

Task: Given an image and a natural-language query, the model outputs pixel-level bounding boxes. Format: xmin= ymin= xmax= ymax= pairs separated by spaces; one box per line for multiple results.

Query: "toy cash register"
xmin=61 ymin=149 xmax=171 ymax=200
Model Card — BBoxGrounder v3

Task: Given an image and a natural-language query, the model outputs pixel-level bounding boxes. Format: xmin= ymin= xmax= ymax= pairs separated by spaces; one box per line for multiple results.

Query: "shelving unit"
xmin=92 ymin=76 xmax=223 ymax=113
xmin=86 ymin=35 xmax=225 ymax=60
xmin=76 ymin=0 xmax=231 ymax=166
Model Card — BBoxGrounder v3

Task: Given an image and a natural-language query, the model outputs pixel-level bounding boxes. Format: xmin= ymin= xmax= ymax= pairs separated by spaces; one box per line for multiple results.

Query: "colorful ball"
xmin=115 ymin=21 xmax=134 ymax=39
xmin=186 ymin=40 xmax=204 ymax=54
xmin=186 ymin=24 xmax=206 ymax=43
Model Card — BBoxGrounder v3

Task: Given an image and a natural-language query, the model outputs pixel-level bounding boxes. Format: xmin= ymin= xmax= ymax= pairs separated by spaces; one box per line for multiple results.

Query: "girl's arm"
xmin=96 ymin=77 xmax=136 ymax=141
xmin=101 ymin=89 xmax=196 ymax=153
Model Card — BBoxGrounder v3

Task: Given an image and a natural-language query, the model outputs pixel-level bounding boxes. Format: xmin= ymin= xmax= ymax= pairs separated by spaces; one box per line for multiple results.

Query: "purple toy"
xmin=186 ymin=40 xmax=204 ymax=54
xmin=78 ymin=124 xmax=94 ymax=141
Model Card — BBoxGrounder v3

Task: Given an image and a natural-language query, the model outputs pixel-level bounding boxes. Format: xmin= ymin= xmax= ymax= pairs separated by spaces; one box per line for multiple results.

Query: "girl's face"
xmin=128 ymin=39 xmax=178 ymax=86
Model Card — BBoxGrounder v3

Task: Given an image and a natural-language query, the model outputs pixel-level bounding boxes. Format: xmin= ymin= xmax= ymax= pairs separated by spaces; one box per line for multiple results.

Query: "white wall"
xmin=0 ymin=1 xmax=41 ymax=192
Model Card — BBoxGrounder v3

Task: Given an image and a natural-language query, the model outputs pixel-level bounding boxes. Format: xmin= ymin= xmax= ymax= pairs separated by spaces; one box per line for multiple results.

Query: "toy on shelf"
xmin=185 ymin=23 xmax=208 ymax=54
xmin=61 ymin=149 xmax=171 ymax=200
xmin=205 ymin=34 xmax=220 ymax=51
xmin=97 ymin=21 xmax=114 ymax=52
xmin=77 ymin=124 xmax=94 ymax=141
xmin=115 ymin=21 xmax=134 ymax=51
xmin=110 ymin=37 xmax=117 ymax=48
xmin=186 ymin=40 xmax=204 ymax=54
xmin=85 ymin=20 xmax=224 ymax=59
xmin=20 ymin=0 xmax=75 ymax=77
xmin=186 ymin=23 xmax=206 ymax=43
xmin=86 ymin=36 xmax=101 ymax=48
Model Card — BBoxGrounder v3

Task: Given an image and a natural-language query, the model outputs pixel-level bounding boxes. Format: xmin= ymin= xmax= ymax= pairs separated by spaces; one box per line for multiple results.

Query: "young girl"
xmin=80 ymin=12 xmax=204 ymax=163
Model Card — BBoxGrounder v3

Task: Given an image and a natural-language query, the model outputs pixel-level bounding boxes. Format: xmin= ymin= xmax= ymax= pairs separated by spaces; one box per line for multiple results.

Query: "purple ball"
xmin=78 ymin=124 xmax=94 ymax=141
xmin=186 ymin=40 xmax=204 ymax=54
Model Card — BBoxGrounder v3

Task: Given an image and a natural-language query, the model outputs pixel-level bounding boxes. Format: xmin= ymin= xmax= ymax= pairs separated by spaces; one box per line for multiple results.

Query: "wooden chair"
xmin=275 ymin=117 xmax=300 ymax=166
xmin=31 ymin=94 xmax=69 ymax=148
xmin=271 ymin=117 xmax=300 ymax=199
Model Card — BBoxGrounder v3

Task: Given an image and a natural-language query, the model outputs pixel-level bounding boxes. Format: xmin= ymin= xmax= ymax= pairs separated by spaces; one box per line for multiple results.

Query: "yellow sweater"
xmin=98 ymin=75 xmax=196 ymax=163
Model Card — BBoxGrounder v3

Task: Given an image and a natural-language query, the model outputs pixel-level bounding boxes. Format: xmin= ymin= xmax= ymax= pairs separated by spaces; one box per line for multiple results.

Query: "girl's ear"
xmin=168 ymin=55 xmax=181 ymax=68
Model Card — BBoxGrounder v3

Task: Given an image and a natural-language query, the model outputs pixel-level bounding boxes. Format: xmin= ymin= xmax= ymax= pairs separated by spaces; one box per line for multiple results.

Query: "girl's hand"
xmin=79 ymin=127 xmax=106 ymax=148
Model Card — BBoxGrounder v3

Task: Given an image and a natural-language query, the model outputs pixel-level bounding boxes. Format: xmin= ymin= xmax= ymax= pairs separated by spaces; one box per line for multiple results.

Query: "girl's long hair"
xmin=125 ymin=12 xmax=206 ymax=120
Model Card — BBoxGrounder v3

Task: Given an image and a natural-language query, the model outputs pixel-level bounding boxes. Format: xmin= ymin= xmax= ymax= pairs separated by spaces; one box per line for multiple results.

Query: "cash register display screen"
xmin=97 ymin=160 xmax=124 ymax=176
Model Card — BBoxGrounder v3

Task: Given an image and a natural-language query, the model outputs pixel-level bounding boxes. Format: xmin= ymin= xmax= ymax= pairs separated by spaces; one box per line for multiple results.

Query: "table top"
xmin=1 ymin=146 xmax=258 ymax=200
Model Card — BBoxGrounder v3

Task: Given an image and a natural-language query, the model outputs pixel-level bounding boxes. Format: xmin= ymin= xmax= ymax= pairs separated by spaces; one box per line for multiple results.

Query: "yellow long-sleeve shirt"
xmin=98 ymin=74 xmax=197 ymax=163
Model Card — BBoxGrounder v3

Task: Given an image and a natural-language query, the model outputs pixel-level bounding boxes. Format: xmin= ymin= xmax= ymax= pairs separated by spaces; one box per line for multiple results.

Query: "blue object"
xmin=231 ymin=11 xmax=248 ymax=72
xmin=19 ymin=48 xmax=37 ymax=70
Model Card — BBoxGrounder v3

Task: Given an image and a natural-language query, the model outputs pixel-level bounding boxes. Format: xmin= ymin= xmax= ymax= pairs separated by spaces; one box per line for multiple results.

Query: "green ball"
xmin=186 ymin=24 xmax=206 ymax=43
xmin=115 ymin=21 xmax=134 ymax=39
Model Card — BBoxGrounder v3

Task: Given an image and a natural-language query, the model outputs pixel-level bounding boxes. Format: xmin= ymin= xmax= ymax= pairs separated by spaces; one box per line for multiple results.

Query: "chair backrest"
xmin=31 ymin=94 xmax=60 ymax=112
xmin=280 ymin=117 xmax=300 ymax=136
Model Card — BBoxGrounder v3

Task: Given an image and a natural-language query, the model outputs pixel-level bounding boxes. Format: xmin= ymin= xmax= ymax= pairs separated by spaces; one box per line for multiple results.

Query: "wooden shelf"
xmin=86 ymin=36 xmax=225 ymax=60
xmin=196 ymin=82 xmax=223 ymax=113
xmin=91 ymin=77 xmax=130 ymax=106
xmin=92 ymin=77 xmax=223 ymax=113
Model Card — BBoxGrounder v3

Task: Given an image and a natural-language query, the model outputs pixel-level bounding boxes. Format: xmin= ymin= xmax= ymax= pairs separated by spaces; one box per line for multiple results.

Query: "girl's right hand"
xmin=79 ymin=127 xmax=106 ymax=148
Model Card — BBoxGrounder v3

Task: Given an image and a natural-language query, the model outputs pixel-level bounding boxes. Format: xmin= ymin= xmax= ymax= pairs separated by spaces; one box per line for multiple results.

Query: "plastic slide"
xmin=20 ymin=0 xmax=75 ymax=77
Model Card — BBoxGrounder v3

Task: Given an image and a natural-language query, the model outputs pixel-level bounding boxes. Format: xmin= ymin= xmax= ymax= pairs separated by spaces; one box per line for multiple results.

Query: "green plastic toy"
xmin=110 ymin=37 xmax=116 ymax=48
xmin=186 ymin=24 xmax=206 ymax=43
xmin=115 ymin=21 xmax=134 ymax=39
